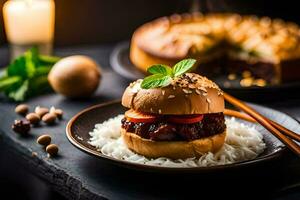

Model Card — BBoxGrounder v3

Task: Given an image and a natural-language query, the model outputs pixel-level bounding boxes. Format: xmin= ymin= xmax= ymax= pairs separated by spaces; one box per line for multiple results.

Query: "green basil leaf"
xmin=24 ymin=47 xmax=39 ymax=78
xmin=7 ymin=80 xmax=29 ymax=101
xmin=35 ymin=66 xmax=52 ymax=76
xmin=0 ymin=76 xmax=21 ymax=91
xmin=28 ymin=75 xmax=52 ymax=97
xmin=7 ymin=56 xmax=27 ymax=78
xmin=141 ymin=74 xmax=172 ymax=89
xmin=147 ymin=64 xmax=173 ymax=76
xmin=173 ymin=59 xmax=196 ymax=77
xmin=38 ymin=55 xmax=61 ymax=65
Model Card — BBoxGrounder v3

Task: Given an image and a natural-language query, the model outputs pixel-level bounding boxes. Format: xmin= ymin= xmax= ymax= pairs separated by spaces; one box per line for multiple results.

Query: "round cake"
xmin=130 ymin=13 xmax=300 ymax=84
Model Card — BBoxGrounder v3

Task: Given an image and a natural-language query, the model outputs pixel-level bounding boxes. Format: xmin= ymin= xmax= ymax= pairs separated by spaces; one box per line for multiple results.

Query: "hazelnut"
xmin=15 ymin=104 xmax=29 ymax=115
xmin=46 ymin=144 xmax=59 ymax=156
xmin=35 ymin=106 xmax=49 ymax=117
xmin=37 ymin=135 xmax=51 ymax=146
xmin=42 ymin=113 xmax=56 ymax=124
xmin=26 ymin=113 xmax=40 ymax=125
xmin=54 ymin=109 xmax=63 ymax=119
xmin=50 ymin=106 xmax=63 ymax=119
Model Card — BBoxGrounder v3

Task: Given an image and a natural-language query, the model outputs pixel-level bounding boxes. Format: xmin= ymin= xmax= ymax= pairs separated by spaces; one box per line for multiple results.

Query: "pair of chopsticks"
xmin=223 ymin=92 xmax=300 ymax=156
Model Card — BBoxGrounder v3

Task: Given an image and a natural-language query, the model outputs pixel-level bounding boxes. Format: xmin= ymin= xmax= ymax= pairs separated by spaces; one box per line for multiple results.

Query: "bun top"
xmin=122 ymin=73 xmax=224 ymax=115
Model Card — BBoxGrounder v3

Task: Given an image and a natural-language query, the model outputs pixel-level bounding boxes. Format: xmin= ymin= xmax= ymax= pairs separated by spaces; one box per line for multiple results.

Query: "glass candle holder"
xmin=3 ymin=0 xmax=55 ymax=60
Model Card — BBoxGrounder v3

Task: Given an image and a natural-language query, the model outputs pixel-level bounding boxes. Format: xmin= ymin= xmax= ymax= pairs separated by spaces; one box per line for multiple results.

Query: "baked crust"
xmin=121 ymin=73 xmax=224 ymax=115
xmin=121 ymin=128 xmax=226 ymax=159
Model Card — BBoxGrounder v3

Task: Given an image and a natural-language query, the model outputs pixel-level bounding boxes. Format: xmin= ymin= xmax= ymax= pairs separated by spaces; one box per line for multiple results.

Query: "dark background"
xmin=1 ymin=0 xmax=300 ymax=46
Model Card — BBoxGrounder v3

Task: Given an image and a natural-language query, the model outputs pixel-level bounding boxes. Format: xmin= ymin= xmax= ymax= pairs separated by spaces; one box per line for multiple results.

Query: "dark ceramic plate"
xmin=110 ymin=42 xmax=300 ymax=100
xmin=66 ymin=101 xmax=300 ymax=173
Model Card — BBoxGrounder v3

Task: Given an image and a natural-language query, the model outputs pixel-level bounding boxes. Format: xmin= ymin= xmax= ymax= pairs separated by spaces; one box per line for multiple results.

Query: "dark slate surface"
xmin=0 ymin=45 xmax=300 ymax=200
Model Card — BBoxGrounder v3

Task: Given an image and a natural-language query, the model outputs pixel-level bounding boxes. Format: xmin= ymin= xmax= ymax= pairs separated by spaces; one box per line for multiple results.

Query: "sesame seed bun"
xmin=121 ymin=73 xmax=224 ymax=115
xmin=121 ymin=128 xmax=226 ymax=159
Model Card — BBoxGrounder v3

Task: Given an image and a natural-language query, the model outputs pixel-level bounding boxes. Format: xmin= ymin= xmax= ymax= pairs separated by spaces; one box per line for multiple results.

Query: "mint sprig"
xmin=141 ymin=59 xmax=196 ymax=89
xmin=0 ymin=47 xmax=60 ymax=101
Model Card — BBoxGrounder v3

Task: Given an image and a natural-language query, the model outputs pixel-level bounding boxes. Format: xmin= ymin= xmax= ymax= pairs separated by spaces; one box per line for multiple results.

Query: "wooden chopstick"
xmin=224 ymin=109 xmax=300 ymax=143
xmin=223 ymin=92 xmax=300 ymax=156
xmin=224 ymin=109 xmax=256 ymax=123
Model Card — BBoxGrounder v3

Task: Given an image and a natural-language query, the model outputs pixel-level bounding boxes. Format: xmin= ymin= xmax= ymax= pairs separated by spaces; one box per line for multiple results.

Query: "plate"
xmin=66 ymin=101 xmax=300 ymax=173
xmin=110 ymin=42 xmax=300 ymax=100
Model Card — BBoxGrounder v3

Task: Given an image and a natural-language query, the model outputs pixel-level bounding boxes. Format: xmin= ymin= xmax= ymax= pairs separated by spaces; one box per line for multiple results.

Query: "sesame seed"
xmin=188 ymin=85 xmax=196 ymax=89
xmin=206 ymin=98 xmax=211 ymax=103
xmin=182 ymin=89 xmax=190 ymax=94
xmin=199 ymin=87 xmax=207 ymax=92
xmin=168 ymin=95 xmax=175 ymax=99
xmin=195 ymin=89 xmax=201 ymax=95
xmin=158 ymin=109 xmax=162 ymax=114
xmin=162 ymin=90 xmax=165 ymax=95
xmin=150 ymin=108 xmax=153 ymax=112
xmin=203 ymin=93 xmax=208 ymax=96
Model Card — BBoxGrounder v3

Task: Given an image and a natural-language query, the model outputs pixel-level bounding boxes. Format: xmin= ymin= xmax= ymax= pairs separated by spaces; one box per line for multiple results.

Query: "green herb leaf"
xmin=35 ymin=66 xmax=52 ymax=76
xmin=24 ymin=47 xmax=38 ymax=78
xmin=38 ymin=55 xmax=61 ymax=65
xmin=0 ymin=47 xmax=60 ymax=101
xmin=141 ymin=74 xmax=172 ymax=89
xmin=7 ymin=80 xmax=29 ymax=101
xmin=7 ymin=56 xmax=27 ymax=78
xmin=173 ymin=59 xmax=196 ymax=77
xmin=147 ymin=64 xmax=173 ymax=76
xmin=0 ymin=76 xmax=21 ymax=91
xmin=28 ymin=75 xmax=52 ymax=96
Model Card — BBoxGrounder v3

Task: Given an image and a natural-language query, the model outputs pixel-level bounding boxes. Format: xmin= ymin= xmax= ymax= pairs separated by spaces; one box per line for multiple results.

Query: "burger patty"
xmin=121 ymin=113 xmax=226 ymax=141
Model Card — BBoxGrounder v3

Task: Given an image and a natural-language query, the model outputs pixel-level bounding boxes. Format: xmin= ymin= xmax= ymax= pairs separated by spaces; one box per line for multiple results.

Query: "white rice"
xmin=89 ymin=115 xmax=266 ymax=168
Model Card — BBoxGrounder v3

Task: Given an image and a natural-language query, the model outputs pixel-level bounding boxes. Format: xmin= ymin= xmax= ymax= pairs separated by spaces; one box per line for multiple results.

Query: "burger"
xmin=121 ymin=60 xmax=226 ymax=159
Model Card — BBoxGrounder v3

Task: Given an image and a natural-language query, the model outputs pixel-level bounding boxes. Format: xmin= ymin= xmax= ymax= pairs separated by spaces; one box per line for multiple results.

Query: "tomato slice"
xmin=167 ymin=115 xmax=204 ymax=124
xmin=125 ymin=109 xmax=158 ymax=123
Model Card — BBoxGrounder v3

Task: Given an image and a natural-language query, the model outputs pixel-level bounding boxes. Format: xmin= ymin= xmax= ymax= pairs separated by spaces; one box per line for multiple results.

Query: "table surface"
xmin=1 ymin=44 xmax=300 ymax=200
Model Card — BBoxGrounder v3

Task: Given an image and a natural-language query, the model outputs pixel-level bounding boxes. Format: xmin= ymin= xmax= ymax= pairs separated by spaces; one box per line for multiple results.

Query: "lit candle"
xmin=3 ymin=0 xmax=55 ymax=59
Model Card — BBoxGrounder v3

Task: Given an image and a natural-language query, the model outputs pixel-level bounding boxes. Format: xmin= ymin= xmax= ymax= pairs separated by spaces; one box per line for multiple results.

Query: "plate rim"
xmin=66 ymin=100 xmax=289 ymax=172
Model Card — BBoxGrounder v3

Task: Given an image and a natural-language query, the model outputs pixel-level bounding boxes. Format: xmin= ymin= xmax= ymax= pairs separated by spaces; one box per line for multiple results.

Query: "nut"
xmin=54 ymin=109 xmax=63 ymax=119
xmin=35 ymin=106 xmax=49 ymax=117
xmin=50 ymin=106 xmax=63 ymax=119
xmin=46 ymin=144 xmax=59 ymax=156
xmin=42 ymin=113 xmax=56 ymax=124
xmin=12 ymin=120 xmax=30 ymax=135
xmin=15 ymin=104 xmax=29 ymax=115
xmin=26 ymin=113 xmax=40 ymax=125
xmin=37 ymin=135 xmax=51 ymax=146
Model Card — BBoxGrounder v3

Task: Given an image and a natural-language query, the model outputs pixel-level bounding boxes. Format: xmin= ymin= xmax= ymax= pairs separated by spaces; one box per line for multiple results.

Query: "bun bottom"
xmin=121 ymin=128 xmax=226 ymax=159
